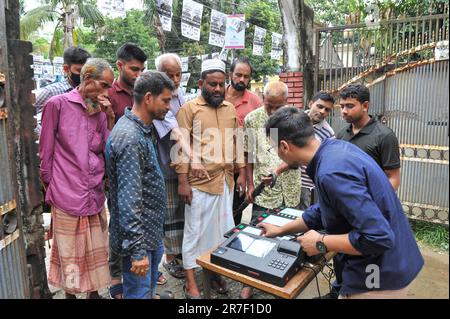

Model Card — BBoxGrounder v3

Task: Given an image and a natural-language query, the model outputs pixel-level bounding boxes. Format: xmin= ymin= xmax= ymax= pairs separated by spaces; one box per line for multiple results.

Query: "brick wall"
xmin=278 ymin=72 xmax=304 ymax=108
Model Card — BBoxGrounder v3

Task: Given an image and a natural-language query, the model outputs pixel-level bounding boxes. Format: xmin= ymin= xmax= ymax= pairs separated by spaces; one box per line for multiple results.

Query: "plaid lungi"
xmin=48 ymin=206 xmax=111 ymax=294
xmin=163 ymin=179 xmax=185 ymax=255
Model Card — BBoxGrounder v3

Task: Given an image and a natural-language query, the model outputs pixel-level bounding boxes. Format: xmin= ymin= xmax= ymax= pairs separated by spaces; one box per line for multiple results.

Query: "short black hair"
xmin=265 ymin=107 xmax=315 ymax=148
xmin=201 ymin=69 xmax=225 ymax=80
xmin=63 ymin=47 xmax=91 ymax=66
xmin=340 ymin=84 xmax=370 ymax=103
xmin=230 ymin=57 xmax=253 ymax=76
xmin=116 ymin=43 xmax=147 ymax=63
xmin=134 ymin=71 xmax=175 ymax=104
xmin=311 ymin=91 xmax=335 ymax=104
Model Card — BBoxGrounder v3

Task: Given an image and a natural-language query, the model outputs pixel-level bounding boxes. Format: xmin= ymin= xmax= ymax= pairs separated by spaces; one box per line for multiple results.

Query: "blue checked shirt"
xmin=106 ymin=108 xmax=167 ymax=261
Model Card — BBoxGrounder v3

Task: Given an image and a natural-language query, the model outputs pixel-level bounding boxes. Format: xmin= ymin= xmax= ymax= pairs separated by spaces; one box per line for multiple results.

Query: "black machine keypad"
xmin=268 ymin=258 xmax=289 ymax=270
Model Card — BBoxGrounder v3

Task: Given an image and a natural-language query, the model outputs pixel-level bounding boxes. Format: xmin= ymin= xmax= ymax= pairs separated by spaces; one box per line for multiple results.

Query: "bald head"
xmin=155 ymin=53 xmax=182 ymax=90
xmin=263 ymin=81 xmax=289 ymax=116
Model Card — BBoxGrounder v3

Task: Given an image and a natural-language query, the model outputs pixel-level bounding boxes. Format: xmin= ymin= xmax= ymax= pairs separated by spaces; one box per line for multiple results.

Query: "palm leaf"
xmin=76 ymin=2 xmax=105 ymax=28
xmin=20 ymin=5 xmax=58 ymax=40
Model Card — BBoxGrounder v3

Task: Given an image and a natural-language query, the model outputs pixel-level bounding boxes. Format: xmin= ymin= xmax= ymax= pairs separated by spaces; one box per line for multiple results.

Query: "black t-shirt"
xmin=336 ymin=117 xmax=401 ymax=170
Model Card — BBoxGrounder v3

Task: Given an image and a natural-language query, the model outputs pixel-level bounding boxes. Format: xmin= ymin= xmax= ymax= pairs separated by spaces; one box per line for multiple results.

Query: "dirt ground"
xmin=45 ymin=206 xmax=449 ymax=299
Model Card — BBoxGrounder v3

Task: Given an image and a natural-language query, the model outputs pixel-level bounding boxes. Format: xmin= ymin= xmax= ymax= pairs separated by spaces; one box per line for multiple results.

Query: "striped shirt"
xmin=301 ymin=113 xmax=335 ymax=189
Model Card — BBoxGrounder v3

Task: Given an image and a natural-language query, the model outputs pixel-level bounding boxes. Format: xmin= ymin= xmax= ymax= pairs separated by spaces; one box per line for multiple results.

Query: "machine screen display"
xmin=264 ymin=215 xmax=292 ymax=227
xmin=280 ymin=208 xmax=304 ymax=218
xmin=227 ymin=233 xmax=276 ymax=258
xmin=242 ymin=226 xmax=263 ymax=236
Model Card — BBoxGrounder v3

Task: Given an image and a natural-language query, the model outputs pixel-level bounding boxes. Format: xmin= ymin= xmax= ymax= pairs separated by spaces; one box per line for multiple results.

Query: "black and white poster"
xmin=181 ymin=73 xmax=191 ymax=87
xmin=181 ymin=0 xmax=203 ymax=41
xmin=253 ymin=26 xmax=266 ymax=56
xmin=271 ymin=32 xmax=283 ymax=60
xmin=156 ymin=0 xmax=173 ymax=32
xmin=209 ymin=9 xmax=227 ymax=48
xmin=181 ymin=57 xmax=189 ymax=72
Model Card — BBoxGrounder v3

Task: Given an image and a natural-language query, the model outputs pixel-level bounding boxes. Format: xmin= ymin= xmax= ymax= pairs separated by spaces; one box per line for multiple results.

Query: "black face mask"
xmin=69 ymin=72 xmax=81 ymax=87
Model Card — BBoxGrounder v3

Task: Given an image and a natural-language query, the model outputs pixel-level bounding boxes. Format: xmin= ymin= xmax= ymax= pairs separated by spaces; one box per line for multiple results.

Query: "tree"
xmin=81 ymin=10 xmax=160 ymax=70
xmin=20 ymin=0 xmax=104 ymax=59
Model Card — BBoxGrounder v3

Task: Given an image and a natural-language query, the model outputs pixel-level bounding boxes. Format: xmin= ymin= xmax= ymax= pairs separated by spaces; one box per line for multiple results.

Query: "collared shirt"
xmin=244 ymin=106 xmax=300 ymax=209
xmin=226 ymin=86 xmax=262 ymax=127
xmin=174 ymin=96 xmax=246 ymax=195
xmin=300 ymin=112 xmax=335 ymax=190
xmin=154 ymin=93 xmax=185 ymax=179
xmin=108 ymin=80 xmax=133 ymax=122
xmin=39 ymin=88 xmax=109 ymax=216
xmin=336 ymin=117 xmax=401 ymax=170
xmin=302 ymin=139 xmax=423 ymax=295
xmin=106 ymin=108 xmax=166 ymax=261
xmin=35 ymin=78 xmax=73 ymax=134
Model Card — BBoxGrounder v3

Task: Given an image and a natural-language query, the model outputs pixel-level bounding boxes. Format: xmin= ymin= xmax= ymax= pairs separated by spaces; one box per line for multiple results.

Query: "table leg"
xmin=202 ymin=268 xmax=212 ymax=299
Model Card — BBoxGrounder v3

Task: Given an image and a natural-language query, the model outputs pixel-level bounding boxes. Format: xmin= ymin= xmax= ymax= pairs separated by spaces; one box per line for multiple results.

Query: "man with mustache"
xmin=39 ymin=58 xmax=115 ymax=299
xmin=225 ymin=57 xmax=262 ymax=225
xmin=174 ymin=59 xmax=246 ymax=299
xmin=105 ymin=71 xmax=175 ymax=299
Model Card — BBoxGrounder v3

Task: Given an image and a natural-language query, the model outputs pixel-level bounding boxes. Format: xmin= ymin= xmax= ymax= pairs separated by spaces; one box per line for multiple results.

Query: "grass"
xmin=410 ymin=219 xmax=449 ymax=253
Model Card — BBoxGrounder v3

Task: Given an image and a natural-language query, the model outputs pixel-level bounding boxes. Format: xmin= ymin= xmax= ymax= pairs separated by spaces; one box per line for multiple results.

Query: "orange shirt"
xmin=226 ymin=87 xmax=262 ymax=127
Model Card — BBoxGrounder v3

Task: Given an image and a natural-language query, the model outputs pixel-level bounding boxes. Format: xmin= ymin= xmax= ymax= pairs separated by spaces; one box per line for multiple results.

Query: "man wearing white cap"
xmin=174 ymin=59 xmax=246 ymax=299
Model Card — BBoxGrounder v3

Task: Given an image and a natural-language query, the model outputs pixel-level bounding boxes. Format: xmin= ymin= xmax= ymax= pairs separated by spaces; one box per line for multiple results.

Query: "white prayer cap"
xmin=201 ymin=59 xmax=226 ymax=74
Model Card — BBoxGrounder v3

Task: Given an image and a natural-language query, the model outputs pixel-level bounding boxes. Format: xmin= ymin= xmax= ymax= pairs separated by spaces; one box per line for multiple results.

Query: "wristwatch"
xmin=316 ymin=234 xmax=328 ymax=254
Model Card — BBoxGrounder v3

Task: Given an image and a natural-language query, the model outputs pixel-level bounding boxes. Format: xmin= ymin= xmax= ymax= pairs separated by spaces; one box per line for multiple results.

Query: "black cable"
xmin=301 ymin=262 xmax=321 ymax=299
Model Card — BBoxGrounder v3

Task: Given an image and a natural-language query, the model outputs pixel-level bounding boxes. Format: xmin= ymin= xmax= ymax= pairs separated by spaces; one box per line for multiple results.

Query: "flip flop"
xmin=157 ymin=272 xmax=167 ymax=285
xmin=163 ymin=259 xmax=185 ymax=279
xmin=153 ymin=290 xmax=175 ymax=299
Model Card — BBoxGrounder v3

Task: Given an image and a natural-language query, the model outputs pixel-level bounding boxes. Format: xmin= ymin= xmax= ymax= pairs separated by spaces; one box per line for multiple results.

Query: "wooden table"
xmin=196 ymin=249 xmax=335 ymax=299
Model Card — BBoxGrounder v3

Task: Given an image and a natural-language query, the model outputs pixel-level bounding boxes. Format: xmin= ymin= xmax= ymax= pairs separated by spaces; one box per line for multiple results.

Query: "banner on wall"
xmin=209 ymin=9 xmax=227 ymax=47
xmin=224 ymin=14 xmax=246 ymax=49
xmin=156 ymin=0 xmax=173 ymax=32
xmin=271 ymin=32 xmax=283 ymax=60
xmin=253 ymin=26 xmax=266 ymax=56
xmin=181 ymin=0 xmax=204 ymax=41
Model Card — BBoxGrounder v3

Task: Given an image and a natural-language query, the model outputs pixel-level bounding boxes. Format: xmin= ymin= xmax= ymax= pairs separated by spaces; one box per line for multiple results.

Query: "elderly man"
xmin=240 ymin=81 xmax=301 ymax=299
xmin=154 ymin=53 xmax=187 ymax=280
xmin=39 ymin=58 xmax=115 ymax=299
xmin=225 ymin=57 xmax=263 ymax=225
xmin=106 ymin=71 xmax=175 ymax=299
xmin=174 ymin=59 xmax=246 ymax=299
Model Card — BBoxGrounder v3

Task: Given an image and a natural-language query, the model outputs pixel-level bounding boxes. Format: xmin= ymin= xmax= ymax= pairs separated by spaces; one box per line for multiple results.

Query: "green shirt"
xmin=244 ymin=106 xmax=301 ymax=209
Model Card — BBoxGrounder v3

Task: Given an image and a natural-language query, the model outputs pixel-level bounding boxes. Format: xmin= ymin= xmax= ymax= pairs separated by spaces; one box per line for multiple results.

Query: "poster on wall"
xmin=224 ymin=14 xmax=246 ymax=49
xmin=253 ymin=26 xmax=266 ymax=56
xmin=209 ymin=9 xmax=227 ymax=47
xmin=181 ymin=0 xmax=204 ymax=41
xmin=271 ymin=32 xmax=283 ymax=60
xmin=156 ymin=0 xmax=173 ymax=32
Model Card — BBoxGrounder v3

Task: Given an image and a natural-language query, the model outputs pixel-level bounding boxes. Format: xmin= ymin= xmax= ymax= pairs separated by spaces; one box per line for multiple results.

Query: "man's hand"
xmin=190 ymin=163 xmax=210 ymax=180
xmin=257 ymin=222 xmax=281 ymax=238
xmin=245 ymin=183 xmax=255 ymax=203
xmin=297 ymin=230 xmax=322 ymax=256
xmin=130 ymin=256 xmax=149 ymax=277
xmin=178 ymin=180 xmax=193 ymax=205
xmin=236 ymin=172 xmax=246 ymax=197
xmin=98 ymin=95 xmax=115 ymax=129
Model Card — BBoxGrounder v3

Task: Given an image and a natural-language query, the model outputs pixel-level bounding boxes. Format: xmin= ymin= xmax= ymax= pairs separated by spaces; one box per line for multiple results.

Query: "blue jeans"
xmin=122 ymin=244 xmax=164 ymax=299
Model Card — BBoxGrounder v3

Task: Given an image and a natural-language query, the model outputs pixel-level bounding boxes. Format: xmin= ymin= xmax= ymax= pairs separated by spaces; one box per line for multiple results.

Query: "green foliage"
xmin=410 ymin=220 xmax=449 ymax=252
xmin=84 ymin=10 xmax=160 ymax=69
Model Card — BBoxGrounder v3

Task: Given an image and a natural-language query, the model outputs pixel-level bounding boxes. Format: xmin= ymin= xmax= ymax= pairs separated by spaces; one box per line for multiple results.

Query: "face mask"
xmin=69 ymin=72 xmax=81 ymax=87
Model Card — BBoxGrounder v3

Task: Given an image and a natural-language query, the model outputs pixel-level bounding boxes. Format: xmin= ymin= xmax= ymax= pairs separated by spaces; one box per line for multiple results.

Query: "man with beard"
xmin=174 ymin=59 xmax=246 ymax=299
xmin=108 ymin=43 xmax=147 ymax=122
xmin=39 ymin=58 xmax=115 ymax=299
xmin=225 ymin=57 xmax=262 ymax=225
xmin=106 ymin=71 xmax=175 ymax=299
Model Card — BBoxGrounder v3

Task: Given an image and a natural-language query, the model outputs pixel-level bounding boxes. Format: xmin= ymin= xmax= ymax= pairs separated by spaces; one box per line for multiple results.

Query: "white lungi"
xmin=182 ymin=179 xmax=235 ymax=269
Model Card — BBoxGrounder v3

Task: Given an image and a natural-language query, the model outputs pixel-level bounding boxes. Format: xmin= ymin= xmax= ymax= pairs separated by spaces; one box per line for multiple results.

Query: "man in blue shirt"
xmin=105 ymin=71 xmax=174 ymax=299
xmin=260 ymin=107 xmax=423 ymax=299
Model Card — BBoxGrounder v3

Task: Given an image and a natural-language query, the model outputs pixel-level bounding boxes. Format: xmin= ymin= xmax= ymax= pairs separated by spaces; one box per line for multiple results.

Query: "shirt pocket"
xmin=89 ymin=131 xmax=104 ymax=154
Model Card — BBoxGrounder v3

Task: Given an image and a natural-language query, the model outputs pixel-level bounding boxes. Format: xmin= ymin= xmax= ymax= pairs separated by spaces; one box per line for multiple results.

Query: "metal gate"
xmin=0 ymin=0 xmax=31 ymax=298
xmin=314 ymin=12 xmax=449 ymax=224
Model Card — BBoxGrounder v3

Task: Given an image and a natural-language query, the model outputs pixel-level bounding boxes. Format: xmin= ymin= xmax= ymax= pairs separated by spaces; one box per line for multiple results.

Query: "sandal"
xmin=163 ymin=259 xmax=185 ymax=279
xmin=153 ymin=290 xmax=175 ymax=299
xmin=157 ymin=272 xmax=167 ymax=285
xmin=109 ymin=283 xmax=123 ymax=299
xmin=183 ymin=285 xmax=202 ymax=299
xmin=211 ymin=274 xmax=229 ymax=295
